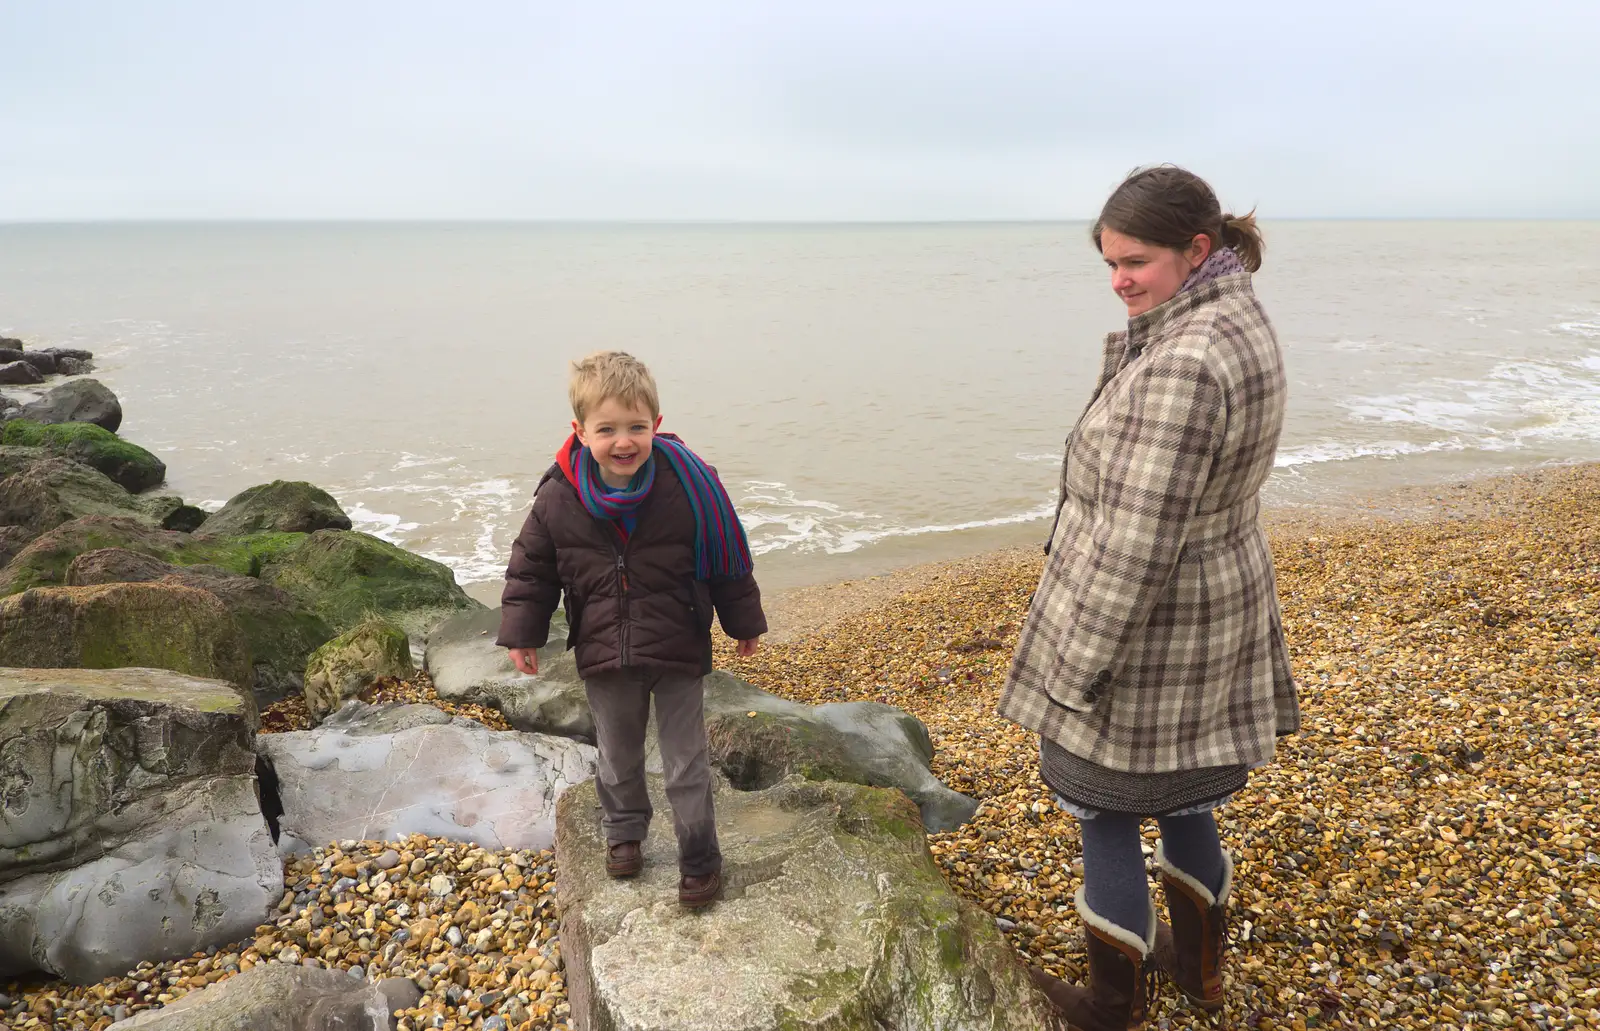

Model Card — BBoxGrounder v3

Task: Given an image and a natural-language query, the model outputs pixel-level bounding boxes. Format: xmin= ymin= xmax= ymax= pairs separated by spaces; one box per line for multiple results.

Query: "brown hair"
xmin=1092 ymin=165 xmax=1264 ymax=273
xmin=568 ymin=350 xmax=661 ymax=423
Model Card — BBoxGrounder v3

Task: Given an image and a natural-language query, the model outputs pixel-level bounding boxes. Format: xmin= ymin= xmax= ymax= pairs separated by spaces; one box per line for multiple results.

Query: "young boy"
xmin=497 ymin=350 xmax=766 ymax=908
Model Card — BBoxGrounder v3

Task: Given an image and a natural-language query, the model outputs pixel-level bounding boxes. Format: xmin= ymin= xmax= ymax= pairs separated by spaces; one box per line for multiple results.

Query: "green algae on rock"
xmin=302 ymin=617 xmax=416 ymax=719
xmin=0 ymin=420 xmax=166 ymax=494
xmin=195 ymin=480 xmax=353 ymax=538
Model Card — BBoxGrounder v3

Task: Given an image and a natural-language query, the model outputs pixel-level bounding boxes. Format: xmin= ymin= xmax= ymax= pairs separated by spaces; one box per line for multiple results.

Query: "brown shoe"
xmin=678 ymin=870 xmax=722 ymax=908
xmin=1028 ymin=889 xmax=1154 ymax=1030
xmin=606 ymin=841 xmax=643 ymax=878
xmin=1151 ymin=845 xmax=1231 ymax=1012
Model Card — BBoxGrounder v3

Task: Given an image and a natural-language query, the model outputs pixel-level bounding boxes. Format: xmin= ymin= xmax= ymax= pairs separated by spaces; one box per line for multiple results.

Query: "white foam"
xmin=1015 ymin=452 xmax=1061 ymax=464
xmin=1275 ymin=438 xmax=1469 ymax=468
xmin=345 ymin=504 xmax=421 ymax=542
xmin=738 ymin=481 xmax=1052 ymax=556
xmin=1554 ymin=318 xmax=1600 ymax=339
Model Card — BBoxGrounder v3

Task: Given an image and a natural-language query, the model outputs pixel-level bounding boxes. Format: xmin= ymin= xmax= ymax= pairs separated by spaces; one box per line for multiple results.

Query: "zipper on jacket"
xmin=614 ymin=548 xmax=631 ymax=667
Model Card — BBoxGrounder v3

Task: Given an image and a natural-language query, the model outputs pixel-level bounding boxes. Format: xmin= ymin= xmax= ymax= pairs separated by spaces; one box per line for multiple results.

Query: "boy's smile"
xmin=574 ymin=398 xmax=661 ymax=488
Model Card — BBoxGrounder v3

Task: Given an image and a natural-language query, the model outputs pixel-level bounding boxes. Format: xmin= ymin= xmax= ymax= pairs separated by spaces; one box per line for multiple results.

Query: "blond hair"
xmin=568 ymin=350 xmax=661 ymax=423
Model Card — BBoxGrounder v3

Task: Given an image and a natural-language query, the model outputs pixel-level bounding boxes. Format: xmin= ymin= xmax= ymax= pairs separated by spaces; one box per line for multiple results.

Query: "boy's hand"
xmin=508 ymin=648 xmax=540 ymax=676
xmin=735 ymin=637 xmax=761 ymax=658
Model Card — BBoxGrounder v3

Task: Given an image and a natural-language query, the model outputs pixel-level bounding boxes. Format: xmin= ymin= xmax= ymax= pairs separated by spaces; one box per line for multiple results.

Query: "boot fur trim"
xmin=1153 ymin=844 xmax=1233 ymax=908
xmin=1074 ymin=887 xmax=1157 ymax=957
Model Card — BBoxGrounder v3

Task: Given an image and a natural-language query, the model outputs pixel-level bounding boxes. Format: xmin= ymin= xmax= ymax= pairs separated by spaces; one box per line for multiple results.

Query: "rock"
xmin=303 ymin=617 xmax=415 ymax=719
xmin=17 ymin=378 xmax=122 ymax=432
xmin=0 ymin=395 xmax=18 ymax=423
xmin=258 ymin=702 xmax=597 ymax=852
xmin=105 ymin=964 xmax=414 ymax=1029
xmin=0 ymin=449 xmax=163 ymax=544
xmin=0 ymin=419 xmax=166 ymax=493
xmin=160 ymin=504 xmax=208 ymax=533
xmin=55 ymin=357 xmax=91 ymax=376
xmin=66 ymin=547 xmax=336 ymax=707
xmin=425 ymin=606 xmax=592 ymax=741
xmin=696 ymin=673 xmax=978 ymax=833
xmin=0 ymin=347 xmax=22 ymax=364
xmin=0 ymin=361 xmax=43 ymax=386
xmin=0 ymin=525 xmax=31 ymax=569
xmin=198 ymin=480 xmax=353 ymax=538
xmin=20 ymin=351 xmax=57 ymax=375
xmin=0 ymin=582 xmax=254 ymax=691
xmin=556 ymin=776 xmax=1054 ymax=1031
xmin=260 ymin=529 xmax=482 ymax=636
xmin=41 ymin=347 xmax=94 ymax=362
xmin=0 ymin=667 xmax=280 ymax=983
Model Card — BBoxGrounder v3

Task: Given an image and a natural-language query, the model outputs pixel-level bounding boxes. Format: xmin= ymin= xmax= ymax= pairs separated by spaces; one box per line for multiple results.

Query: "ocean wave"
xmin=738 ymin=481 xmax=1052 ymax=556
xmin=1275 ymin=439 xmax=1469 ymax=468
xmin=1554 ymin=318 xmax=1600 ymax=339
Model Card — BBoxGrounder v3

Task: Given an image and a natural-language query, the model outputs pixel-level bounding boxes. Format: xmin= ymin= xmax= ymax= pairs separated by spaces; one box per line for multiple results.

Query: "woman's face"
xmin=1100 ymin=228 xmax=1211 ymax=317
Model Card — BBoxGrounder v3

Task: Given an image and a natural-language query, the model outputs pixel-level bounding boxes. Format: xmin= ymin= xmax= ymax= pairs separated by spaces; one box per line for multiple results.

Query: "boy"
xmin=497 ymin=350 xmax=766 ymax=908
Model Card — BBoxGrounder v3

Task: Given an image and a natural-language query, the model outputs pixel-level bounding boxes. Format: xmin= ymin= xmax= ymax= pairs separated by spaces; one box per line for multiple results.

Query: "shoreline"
xmin=761 ymin=458 xmax=1598 ymax=643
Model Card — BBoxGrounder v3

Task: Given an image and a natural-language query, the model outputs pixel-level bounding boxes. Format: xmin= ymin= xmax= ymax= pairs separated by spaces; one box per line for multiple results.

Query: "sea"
xmin=2 ymin=220 xmax=1596 ymax=603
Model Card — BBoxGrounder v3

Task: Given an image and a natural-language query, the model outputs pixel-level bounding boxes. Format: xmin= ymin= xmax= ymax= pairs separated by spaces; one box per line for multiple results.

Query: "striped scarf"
xmin=556 ymin=432 xmax=754 ymax=580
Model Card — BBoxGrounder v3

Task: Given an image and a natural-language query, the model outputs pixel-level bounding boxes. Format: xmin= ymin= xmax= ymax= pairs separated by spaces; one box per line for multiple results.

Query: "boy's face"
xmin=573 ymin=398 xmax=661 ymax=488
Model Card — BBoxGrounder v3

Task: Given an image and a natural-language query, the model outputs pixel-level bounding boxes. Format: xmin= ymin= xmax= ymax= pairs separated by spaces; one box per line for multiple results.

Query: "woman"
xmin=1000 ymin=166 xmax=1299 ymax=1030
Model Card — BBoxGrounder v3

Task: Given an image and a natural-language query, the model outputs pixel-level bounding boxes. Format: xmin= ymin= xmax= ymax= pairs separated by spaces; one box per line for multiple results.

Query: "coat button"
xmin=1092 ymin=669 xmax=1112 ymax=688
xmin=1083 ymin=691 xmax=1098 ymax=704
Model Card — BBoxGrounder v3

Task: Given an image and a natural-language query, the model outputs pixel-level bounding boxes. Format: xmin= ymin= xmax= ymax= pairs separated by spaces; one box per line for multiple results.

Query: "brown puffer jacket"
xmin=496 ymin=462 xmax=767 ymax=678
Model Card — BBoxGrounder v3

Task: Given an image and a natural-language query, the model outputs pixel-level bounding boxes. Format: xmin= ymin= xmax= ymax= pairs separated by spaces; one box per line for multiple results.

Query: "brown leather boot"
xmin=1151 ymin=845 xmax=1231 ymax=1012
xmin=1028 ymin=889 xmax=1154 ymax=1030
xmin=678 ymin=870 xmax=722 ymax=908
xmin=606 ymin=841 xmax=643 ymax=878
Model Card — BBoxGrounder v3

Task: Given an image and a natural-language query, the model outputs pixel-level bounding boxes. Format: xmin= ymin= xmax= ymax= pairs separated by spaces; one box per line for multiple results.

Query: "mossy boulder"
xmin=0 ymin=419 xmax=166 ymax=493
xmin=259 ymin=529 xmax=481 ymax=635
xmin=302 ymin=617 xmax=415 ymax=719
xmin=15 ymin=377 xmax=123 ymax=432
xmin=0 ymin=582 xmax=254 ymax=694
xmin=66 ymin=547 xmax=336 ymax=706
xmin=556 ymin=777 xmax=1055 ymax=1031
xmin=0 ymin=450 xmax=161 ymax=537
xmin=197 ymin=480 xmax=352 ymax=537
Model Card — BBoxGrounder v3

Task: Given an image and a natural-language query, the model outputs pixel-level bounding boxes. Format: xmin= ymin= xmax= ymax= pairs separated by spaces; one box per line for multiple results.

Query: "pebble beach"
xmin=6 ymin=463 xmax=1598 ymax=1030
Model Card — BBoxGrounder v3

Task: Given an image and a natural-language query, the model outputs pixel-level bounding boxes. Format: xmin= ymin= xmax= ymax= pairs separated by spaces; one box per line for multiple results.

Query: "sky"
xmin=2 ymin=1 xmax=1597 ymax=221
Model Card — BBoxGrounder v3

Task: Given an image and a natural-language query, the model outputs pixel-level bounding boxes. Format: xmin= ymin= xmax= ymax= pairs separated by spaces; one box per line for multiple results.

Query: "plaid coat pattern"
xmin=999 ymin=272 xmax=1300 ymax=773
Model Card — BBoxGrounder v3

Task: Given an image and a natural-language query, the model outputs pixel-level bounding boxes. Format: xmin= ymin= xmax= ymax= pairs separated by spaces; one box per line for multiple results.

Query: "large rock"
xmin=66 ymin=548 xmax=336 ymax=706
xmin=42 ymin=346 xmax=95 ymax=362
xmin=557 ymin=777 xmax=1054 ymax=1031
xmin=303 ymin=617 xmax=414 ymax=719
xmin=0 ymin=450 xmax=169 ymax=549
xmin=0 ymin=361 xmax=43 ymax=386
xmin=108 ymin=961 xmax=421 ymax=1030
xmin=699 ymin=673 xmax=979 ymax=833
xmin=20 ymin=350 xmax=57 ymax=375
xmin=258 ymin=702 xmax=597 ymax=853
xmin=425 ymin=606 xmax=592 ymax=741
xmin=0 ymin=582 xmax=254 ymax=691
xmin=199 ymin=480 xmax=353 ymax=537
xmin=17 ymin=378 xmax=122 ymax=432
xmin=260 ymin=529 xmax=482 ymax=636
xmin=0 ymin=419 xmax=166 ymax=493
xmin=0 ymin=526 xmax=30 ymax=569
xmin=0 ymin=668 xmax=281 ymax=983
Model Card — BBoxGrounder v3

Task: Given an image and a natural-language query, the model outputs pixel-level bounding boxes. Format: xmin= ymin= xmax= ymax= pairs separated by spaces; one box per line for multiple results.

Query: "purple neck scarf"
xmin=1178 ymin=247 xmax=1246 ymax=296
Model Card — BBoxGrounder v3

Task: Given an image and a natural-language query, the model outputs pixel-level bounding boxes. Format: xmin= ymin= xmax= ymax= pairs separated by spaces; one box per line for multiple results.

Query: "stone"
xmin=425 ymin=606 xmax=592 ymax=741
xmin=257 ymin=702 xmax=597 ymax=852
xmin=0 ymin=582 xmax=254 ymax=690
xmin=56 ymin=356 xmax=91 ymax=376
xmin=556 ymin=776 xmax=1054 ymax=1031
xmin=197 ymin=480 xmax=352 ymax=538
xmin=19 ymin=351 xmax=57 ymax=376
xmin=0 ymin=450 xmax=165 ymax=550
xmin=0 ymin=347 xmax=22 ymax=364
xmin=160 ymin=504 xmax=207 ymax=533
xmin=259 ymin=529 xmax=482 ymax=637
xmin=41 ymin=347 xmax=94 ymax=362
xmin=0 ymin=419 xmax=166 ymax=493
xmin=303 ymin=617 xmax=415 ymax=719
xmin=0 ymin=526 xmax=30 ymax=569
xmin=17 ymin=378 xmax=123 ymax=432
xmin=65 ymin=547 xmax=336 ymax=706
xmin=105 ymin=964 xmax=413 ymax=1029
xmin=696 ymin=672 xmax=978 ymax=833
xmin=0 ymin=668 xmax=280 ymax=983
xmin=0 ymin=361 xmax=43 ymax=386
xmin=0 ymin=394 xmax=19 ymax=423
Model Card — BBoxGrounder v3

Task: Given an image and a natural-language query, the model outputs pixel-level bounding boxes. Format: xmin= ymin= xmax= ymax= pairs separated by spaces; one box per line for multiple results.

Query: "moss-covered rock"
xmin=302 ymin=617 xmax=415 ymax=719
xmin=0 ymin=419 xmax=166 ymax=493
xmin=556 ymin=777 xmax=1055 ymax=1031
xmin=0 ymin=450 xmax=158 ymax=537
xmin=66 ymin=547 xmax=336 ymax=706
xmin=259 ymin=529 xmax=481 ymax=635
xmin=0 ymin=582 xmax=254 ymax=693
xmin=197 ymin=480 xmax=352 ymax=537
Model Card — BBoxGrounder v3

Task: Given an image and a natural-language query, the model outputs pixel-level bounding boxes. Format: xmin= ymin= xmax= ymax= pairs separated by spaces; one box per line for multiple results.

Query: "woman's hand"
xmin=735 ymin=637 xmax=762 ymax=658
xmin=508 ymin=647 xmax=540 ymax=676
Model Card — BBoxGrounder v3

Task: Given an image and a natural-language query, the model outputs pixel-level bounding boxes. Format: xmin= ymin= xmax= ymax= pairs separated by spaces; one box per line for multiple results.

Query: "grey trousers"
xmin=583 ymin=668 xmax=721 ymax=877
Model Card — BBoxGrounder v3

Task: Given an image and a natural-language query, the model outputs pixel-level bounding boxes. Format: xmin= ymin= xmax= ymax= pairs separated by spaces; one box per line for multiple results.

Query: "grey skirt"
xmin=1040 ymin=737 xmax=1251 ymax=820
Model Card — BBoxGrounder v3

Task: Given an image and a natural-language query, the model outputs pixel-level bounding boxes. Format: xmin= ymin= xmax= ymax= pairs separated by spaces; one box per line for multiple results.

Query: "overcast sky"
xmin=2 ymin=1 xmax=1597 ymax=221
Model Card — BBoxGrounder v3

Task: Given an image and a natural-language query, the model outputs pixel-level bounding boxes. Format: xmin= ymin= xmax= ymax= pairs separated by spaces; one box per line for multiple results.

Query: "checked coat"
xmin=999 ymin=271 xmax=1300 ymax=774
